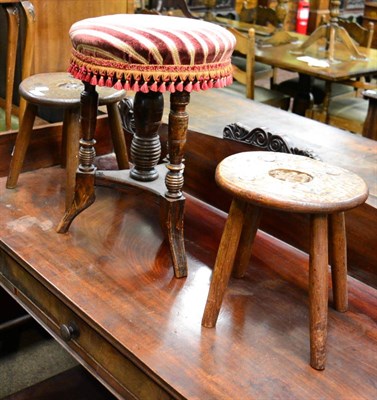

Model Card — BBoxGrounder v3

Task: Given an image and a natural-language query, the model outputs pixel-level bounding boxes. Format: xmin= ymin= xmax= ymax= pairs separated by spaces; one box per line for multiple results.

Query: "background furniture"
xmin=254 ymin=31 xmax=377 ymax=116
xmin=228 ymin=27 xmax=290 ymax=109
xmin=147 ymin=0 xmax=236 ymax=18
xmin=0 ymin=0 xmax=134 ymax=130
xmin=276 ymin=17 xmax=375 ymax=112
xmin=363 ymin=1 xmax=377 ymax=48
xmin=308 ymin=89 xmax=377 ymax=138
xmin=0 ymin=1 xmax=35 ymax=131
xmin=6 ymin=73 xmax=129 ymax=209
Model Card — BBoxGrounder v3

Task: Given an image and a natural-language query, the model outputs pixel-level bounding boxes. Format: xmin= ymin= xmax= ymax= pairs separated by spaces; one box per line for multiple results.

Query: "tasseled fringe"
xmin=68 ymin=62 xmax=233 ymax=94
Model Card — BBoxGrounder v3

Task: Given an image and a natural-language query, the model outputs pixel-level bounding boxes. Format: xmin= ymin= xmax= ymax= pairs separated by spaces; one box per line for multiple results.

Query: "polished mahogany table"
xmin=254 ymin=32 xmax=377 ymax=115
xmin=0 ymin=167 xmax=377 ymax=399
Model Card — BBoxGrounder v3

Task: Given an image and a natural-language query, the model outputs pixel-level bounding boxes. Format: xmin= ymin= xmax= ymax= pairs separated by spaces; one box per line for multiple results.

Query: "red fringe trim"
xmin=67 ymin=53 xmax=234 ymax=94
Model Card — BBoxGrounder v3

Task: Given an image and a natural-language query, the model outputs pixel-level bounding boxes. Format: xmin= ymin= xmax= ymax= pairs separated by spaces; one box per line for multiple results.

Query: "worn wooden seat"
xmin=6 ymin=72 xmax=129 ymax=209
xmin=201 ymin=151 xmax=368 ymax=370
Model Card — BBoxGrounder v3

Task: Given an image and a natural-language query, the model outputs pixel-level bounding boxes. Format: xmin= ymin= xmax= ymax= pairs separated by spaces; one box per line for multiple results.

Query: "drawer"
xmin=0 ymin=251 xmax=177 ymax=400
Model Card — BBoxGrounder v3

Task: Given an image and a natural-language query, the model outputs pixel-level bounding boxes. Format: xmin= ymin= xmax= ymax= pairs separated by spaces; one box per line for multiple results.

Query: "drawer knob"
xmin=60 ymin=321 xmax=79 ymax=342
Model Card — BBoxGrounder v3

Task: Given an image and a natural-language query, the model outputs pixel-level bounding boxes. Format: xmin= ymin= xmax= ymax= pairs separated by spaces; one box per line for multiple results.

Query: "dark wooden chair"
xmin=201 ymin=151 xmax=368 ymax=370
xmin=227 ymin=27 xmax=290 ymax=110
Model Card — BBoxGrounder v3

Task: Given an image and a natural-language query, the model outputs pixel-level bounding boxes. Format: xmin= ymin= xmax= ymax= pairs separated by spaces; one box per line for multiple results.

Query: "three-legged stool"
xmin=55 ymin=14 xmax=236 ymax=278
xmin=6 ymin=72 xmax=129 ymax=210
xmin=201 ymin=151 xmax=368 ymax=370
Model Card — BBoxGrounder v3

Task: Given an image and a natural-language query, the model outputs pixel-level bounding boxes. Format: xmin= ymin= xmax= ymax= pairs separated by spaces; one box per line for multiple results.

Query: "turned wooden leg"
xmin=160 ymin=196 xmax=187 ymax=278
xmin=57 ymin=82 xmax=98 ymax=233
xmin=130 ymin=91 xmax=163 ymax=181
xmin=106 ymin=102 xmax=129 ymax=170
xmin=329 ymin=212 xmax=348 ymax=312
xmin=202 ymin=198 xmax=248 ymax=328
xmin=165 ymin=91 xmax=189 ymax=199
xmin=157 ymin=91 xmax=190 ymax=276
xmin=63 ymin=108 xmax=81 ymax=211
xmin=233 ymin=205 xmax=262 ymax=278
xmin=6 ymin=102 xmax=37 ymax=189
xmin=309 ymin=213 xmax=329 ymax=370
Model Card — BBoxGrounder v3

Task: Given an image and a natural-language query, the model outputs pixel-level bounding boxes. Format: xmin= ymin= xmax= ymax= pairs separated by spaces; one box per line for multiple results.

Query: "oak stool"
xmin=6 ymin=72 xmax=129 ymax=210
xmin=201 ymin=151 xmax=368 ymax=370
xmin=56 ymin=14 xmax=236 ymax=278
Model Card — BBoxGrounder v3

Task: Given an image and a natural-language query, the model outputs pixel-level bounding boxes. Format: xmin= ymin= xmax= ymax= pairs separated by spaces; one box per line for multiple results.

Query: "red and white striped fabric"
xmin=68 ymin=14 xmax=236 ymax=93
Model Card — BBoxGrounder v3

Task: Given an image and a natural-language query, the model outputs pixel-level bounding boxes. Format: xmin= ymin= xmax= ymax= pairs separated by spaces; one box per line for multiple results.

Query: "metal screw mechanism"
xmin=60 ymin=321 xmax=80 ymax=342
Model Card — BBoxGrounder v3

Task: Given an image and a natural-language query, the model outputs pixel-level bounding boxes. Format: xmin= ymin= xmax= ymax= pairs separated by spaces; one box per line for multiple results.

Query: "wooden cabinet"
xmin=30 ymin=0 xmax=134 ymax=75
xmin=0 ymin=0 xmax=134 ymax=115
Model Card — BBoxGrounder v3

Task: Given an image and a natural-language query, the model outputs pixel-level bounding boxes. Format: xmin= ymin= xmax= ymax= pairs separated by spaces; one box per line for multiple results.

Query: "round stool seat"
xmin=216 ymin=151 xmax=369 ymax=213
xmin=19 ymin=72 xmax=126 ymax=108
xmin=68 ymin=14 xmax=235 ymax=93
xmin=203 ymin=151 xmax=369 ymax=370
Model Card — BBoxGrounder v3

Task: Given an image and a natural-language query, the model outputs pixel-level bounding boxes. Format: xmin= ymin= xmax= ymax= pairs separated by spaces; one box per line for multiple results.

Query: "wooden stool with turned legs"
xmin=6 ymin=72 xmax=129 ymax=210
xmin=54 ymin=14 xmax=236 ymax=278
xmin=201 ymin=151 xmax=368 ymax=370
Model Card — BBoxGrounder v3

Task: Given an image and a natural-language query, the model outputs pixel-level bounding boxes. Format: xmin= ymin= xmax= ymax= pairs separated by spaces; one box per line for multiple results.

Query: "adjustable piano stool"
xmin=57 ymin=14 xmax=236 ymax=278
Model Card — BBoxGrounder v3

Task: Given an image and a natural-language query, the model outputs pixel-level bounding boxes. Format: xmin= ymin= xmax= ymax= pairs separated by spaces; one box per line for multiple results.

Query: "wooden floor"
xmin=0 ymin=167 xmax=376 ymax=399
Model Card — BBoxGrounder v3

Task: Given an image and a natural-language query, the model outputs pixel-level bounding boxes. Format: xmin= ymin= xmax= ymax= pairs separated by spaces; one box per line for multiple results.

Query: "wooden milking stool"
xmin=55 ymin=14 xmax=236 ymax=278
xmin=201 ymin=151 xmax=368 ymax=370
xmin=6 ymin=72 xmax=129 ymax=210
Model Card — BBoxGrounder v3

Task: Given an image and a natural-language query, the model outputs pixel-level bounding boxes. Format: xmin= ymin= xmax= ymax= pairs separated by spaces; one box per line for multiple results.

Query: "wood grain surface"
xmin=0 ymin=168 xmax=376 ymax=399
xmin=215 ymin=151 xmax=368 ymax=213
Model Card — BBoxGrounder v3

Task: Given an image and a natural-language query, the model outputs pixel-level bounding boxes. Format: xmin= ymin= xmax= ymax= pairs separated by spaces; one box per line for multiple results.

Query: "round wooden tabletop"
xmin=216 ymin=151 xmax=369 ymax=213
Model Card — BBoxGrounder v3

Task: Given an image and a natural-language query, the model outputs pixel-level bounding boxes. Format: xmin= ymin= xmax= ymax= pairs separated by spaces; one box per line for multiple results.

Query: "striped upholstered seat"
xmin=68 ymin=14 xmax=236 ymax=94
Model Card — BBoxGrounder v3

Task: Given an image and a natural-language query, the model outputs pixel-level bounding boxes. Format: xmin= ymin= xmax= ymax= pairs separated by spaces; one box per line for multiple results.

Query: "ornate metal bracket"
xmin=223 ymin=123 xmax=320 ymax=160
